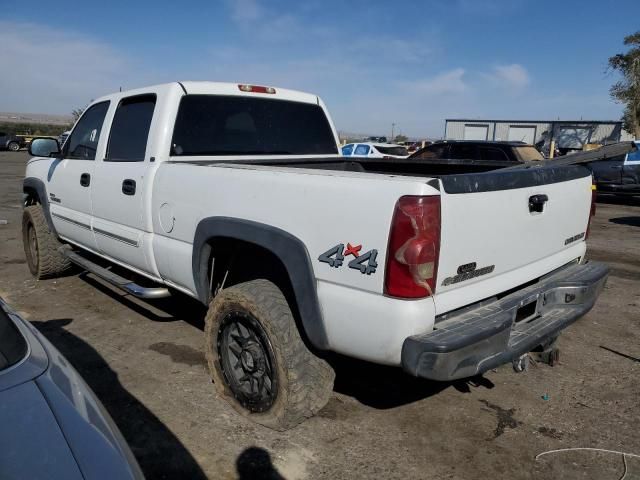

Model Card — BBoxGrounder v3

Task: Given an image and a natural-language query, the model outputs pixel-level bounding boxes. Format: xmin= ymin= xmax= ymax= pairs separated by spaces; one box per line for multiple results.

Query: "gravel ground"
xmin=0 ymin=150 xmax=638 ymax=479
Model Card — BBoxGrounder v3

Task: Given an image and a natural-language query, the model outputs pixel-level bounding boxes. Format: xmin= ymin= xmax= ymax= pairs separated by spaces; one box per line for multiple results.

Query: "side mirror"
xmin=29 ymin=137 xmax=61 ymax=157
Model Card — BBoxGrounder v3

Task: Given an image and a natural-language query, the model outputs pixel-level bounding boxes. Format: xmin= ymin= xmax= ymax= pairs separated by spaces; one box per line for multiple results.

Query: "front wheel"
xmin=7 ymin=141 xmax=20 ymax=152
xmin=204 ymin=279 xmax=335 ymax=430
xmin=22 ymin=205 xmax=71 ymax=279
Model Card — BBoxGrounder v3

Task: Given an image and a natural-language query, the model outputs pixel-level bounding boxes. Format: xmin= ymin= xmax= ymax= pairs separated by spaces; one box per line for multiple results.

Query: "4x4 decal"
xmin=318 ymin=243 xmax=378 ymax=275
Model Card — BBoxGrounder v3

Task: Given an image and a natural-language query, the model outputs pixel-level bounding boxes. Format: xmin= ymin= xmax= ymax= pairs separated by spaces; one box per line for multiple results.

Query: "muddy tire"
xmin=204 ymin=279 xmax=335 ymax=430
xmin=22 ymin=205 xmax=71 ymax=279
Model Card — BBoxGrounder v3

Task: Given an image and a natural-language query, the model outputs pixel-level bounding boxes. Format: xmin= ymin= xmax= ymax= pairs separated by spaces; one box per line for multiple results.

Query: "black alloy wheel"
xmin=217 ymin=311 xmax=278 ymax=413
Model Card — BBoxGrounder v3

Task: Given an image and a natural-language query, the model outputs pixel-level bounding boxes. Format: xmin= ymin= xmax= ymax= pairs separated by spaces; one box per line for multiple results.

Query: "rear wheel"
xmin=204 ymin=279 xmax=335 ymax=430
xmin=22 ymin=205 xmax=71 ymax=279
xmin=7 ymin=141 xmax=20 ymax=152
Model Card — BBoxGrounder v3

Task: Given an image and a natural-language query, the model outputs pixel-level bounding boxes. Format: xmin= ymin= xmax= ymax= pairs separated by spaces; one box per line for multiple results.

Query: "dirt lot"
xmin=0 ymin=150 xmax=638 ymax=479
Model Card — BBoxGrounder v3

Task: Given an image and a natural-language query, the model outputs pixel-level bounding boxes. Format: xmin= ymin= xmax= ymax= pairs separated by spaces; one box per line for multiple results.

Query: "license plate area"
xmin=514 ymin=297 xmax=539 ymax=324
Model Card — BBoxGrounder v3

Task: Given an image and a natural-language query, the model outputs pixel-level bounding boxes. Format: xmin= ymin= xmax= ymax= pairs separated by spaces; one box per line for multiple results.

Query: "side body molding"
xmin=192 ymin=217 xmax=328 ymax=349
xmin=23 ymin=177 xmax=57 ymax=234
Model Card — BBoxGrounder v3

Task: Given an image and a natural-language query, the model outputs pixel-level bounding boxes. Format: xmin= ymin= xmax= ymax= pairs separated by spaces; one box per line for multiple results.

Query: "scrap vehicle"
xmin=22 ymin=81 xmax=620 ymax=430
xmin=409 ymin=140 xmax=544 ymax=165
xmin=342 ymin=141 xmax=408 ymax=158
xmin=0 ymin=131 xmax=26 ymax=151
xmin=586 ymin=140 xmax=640 ymax=196
xmin=0 ymin=297 xmax=142 ymax=479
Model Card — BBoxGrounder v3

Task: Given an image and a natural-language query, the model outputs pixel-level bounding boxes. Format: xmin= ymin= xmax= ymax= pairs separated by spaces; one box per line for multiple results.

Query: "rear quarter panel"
xmin=151 ymin=163 xmax=440 ymax=363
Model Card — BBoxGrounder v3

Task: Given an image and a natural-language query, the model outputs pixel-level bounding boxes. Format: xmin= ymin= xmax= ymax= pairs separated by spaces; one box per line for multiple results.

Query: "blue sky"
xmin=1 ymin=0 xmax=638 ymax=137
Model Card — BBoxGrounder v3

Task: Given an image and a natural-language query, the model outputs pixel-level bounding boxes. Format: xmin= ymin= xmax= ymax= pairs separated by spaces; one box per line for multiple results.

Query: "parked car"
xmin=409 ymin=140 xmax=544 ymax=163
xmin=24 ymin=81 xmax=608 ymax=431
xmin=366 ymin=135 xmax=387 ymax=143
xmin=0 ymin=132 xmax=25 ymax=151
xmin=587 ymin=140 xmax=640 ymax=196
xmin=0 ymin=297 xmax=142 ymax=479
xmin=342 ymin=142 xmax=408 ymax=158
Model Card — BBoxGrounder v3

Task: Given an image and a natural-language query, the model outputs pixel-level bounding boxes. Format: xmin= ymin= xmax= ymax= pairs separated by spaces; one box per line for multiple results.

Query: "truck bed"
xmin=169 ymin=141 xmax=635 ymax=182
xmin=171 ymin=156 xmax=591 ymax=195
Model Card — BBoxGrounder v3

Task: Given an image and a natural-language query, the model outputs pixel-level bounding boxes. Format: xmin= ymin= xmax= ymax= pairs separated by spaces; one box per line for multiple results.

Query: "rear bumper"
xmin=401 ymin=261 xmax=609 ymax=381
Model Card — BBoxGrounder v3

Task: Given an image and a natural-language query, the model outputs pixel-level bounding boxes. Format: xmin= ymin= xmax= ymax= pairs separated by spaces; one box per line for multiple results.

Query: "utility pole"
xmin=391 ymin=123 xmax=396 ymax=142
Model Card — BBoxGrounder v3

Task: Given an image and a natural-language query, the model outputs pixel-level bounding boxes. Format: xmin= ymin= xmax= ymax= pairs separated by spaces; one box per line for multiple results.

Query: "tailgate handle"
xmin=529 ymin=194 xmax=548 ymax=213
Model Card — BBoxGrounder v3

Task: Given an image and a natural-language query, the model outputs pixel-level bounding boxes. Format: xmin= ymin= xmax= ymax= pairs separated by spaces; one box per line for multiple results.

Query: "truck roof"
xmin=93 ymin=81 xmax=320 ymax=106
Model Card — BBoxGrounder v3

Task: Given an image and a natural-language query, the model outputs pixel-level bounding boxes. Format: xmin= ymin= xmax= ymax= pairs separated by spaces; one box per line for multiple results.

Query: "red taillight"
xmin=586 ymin=183 xmax=596 ymax=239
xmin=385 ymin=195 xmax=441 ymax=298
xmin=238 ymin=84 xmax=276 ymax=94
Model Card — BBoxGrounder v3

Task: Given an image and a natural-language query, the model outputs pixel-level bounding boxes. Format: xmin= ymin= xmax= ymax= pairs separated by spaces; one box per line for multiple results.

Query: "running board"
xmin=62 ymin=249 xmax=171 ymax=299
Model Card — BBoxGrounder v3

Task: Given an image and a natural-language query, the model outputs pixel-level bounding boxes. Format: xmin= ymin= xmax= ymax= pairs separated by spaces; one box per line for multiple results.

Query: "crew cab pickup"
xmin=23 ymin=82 xmax=610 ymax=430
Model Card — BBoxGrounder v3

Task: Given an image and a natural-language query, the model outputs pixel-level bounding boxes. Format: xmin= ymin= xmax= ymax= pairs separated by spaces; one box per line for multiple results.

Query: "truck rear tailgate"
xmin=434 ymin=165 xmax=593 ymax=315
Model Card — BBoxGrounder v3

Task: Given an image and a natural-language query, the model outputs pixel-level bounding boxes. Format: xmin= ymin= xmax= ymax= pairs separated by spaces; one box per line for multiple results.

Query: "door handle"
xmin=80 ymin=173 xmax=91 ymax=187
xmin=122 ymin=179 xmax=136 ymax=196
xmin=610 ymin=165 xmax=622 ymax=170
xmin=529 ymin=194 xmax=548 ymax=213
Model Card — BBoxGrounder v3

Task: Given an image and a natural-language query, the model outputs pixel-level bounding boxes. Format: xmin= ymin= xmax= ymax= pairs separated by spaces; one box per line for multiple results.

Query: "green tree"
xmin=70 ymin=107 xmax=85 ymax=124
xmin=393 ymin=135 xmax=408 ymax=143
xmin=608 ymin=31 xmax=640 ymax=138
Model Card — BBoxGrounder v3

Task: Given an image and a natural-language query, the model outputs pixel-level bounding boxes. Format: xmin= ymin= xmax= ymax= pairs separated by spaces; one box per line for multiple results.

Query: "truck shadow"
xmin=609 ymin=216 xmax=640 ymax=227
xmin=80 ymin=274 xmax=207 ymax=330
xmin=77 ymin=275 xmax=494 ymax=409
xmin=236 ymin=446 xmax=285 ymax=480
xmin=326 ymin=353 xmax=494 ymax=409
xmin=31 ymin=318 xmax=207 ymax=480
xmin=596 ymin=194 xmax=640 ymax=207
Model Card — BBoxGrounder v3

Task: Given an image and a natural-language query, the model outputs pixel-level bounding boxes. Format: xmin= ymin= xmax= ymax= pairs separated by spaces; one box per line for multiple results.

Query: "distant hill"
xmin=0 ymin=112 xmax=72 ymax=126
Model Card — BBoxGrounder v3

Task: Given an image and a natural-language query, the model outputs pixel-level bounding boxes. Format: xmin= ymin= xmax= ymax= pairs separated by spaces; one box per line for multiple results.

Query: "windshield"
xmin=515 ymin=145 xmax=544 ymax=161
xmin=171 ymin=95 xmax=338 ymax=156
xmin=0 ymin=307 xmax=28 ymax=372
xmin=375 ymin=146 xmax=408 ymax=156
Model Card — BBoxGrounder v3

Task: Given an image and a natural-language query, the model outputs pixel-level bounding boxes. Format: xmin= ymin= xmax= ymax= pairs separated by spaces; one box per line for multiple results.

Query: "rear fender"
xmin=192 ymin=217 xmax=328 ymax=349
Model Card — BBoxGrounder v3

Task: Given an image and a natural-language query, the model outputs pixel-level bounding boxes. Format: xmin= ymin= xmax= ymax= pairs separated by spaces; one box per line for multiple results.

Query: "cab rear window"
xmin=171 ymin=95 xmax=338 ymax=156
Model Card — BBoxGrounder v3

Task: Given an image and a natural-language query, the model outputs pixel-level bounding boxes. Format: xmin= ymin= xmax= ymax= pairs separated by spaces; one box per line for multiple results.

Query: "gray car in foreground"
xmin=0 ymin=297 xmax=143 ymax=480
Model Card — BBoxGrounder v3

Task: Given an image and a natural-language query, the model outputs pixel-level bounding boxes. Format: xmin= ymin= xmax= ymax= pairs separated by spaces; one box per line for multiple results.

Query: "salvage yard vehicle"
xmin=0 ymin=131 xmax=25 ymax=151
xmin=409 ymin=140 xmax=544 ymax=164
xmin=342 ymin=142 xmax=408 ymax=159
xmin=587 ymin=140 xmax=640 ymax=196
xmin=22 ymin=81 xmax=619 ymax=430
xmin=0 ymin=297 xmax=142 ymax=479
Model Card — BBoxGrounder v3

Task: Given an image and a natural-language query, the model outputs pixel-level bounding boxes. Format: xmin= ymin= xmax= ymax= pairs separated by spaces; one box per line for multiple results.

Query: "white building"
xmin=444 ymin=119 xmax=633 ymax=151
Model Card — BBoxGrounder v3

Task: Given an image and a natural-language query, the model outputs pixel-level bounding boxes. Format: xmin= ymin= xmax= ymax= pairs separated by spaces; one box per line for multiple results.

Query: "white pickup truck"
xmin=23 ymin=82 xmax=613 ymax=430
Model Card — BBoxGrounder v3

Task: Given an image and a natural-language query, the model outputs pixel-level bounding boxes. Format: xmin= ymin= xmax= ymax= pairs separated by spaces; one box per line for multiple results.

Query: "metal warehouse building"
xmin=444 ymin=119 xmax=633 ymax=150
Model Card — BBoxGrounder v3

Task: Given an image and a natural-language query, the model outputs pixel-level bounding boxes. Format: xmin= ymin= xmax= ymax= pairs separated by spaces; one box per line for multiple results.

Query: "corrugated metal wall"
xmin=493 ymin=122 xmax=551 ymax=142
xmin=445 ymin=120 xmax=625 ymax=146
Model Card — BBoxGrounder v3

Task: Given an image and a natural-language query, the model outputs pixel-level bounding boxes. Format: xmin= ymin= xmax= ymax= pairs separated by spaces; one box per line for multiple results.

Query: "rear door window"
xmin=106 ymin=94 xmax=156 ymax=162
xmin=354 ymin=144 xmax=370 ymax=155
xmin=64 ymin=102 xmax=110 ymax=160
xmin=448 ymin=143 xmax=478 ymax=160
xmin=479 ymin=147 xmax=510 ymax=161
xmin=171 ymin=95 xmax=338 ymax=156
xmin=410 ymin=143 xmax=449 ymax=160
